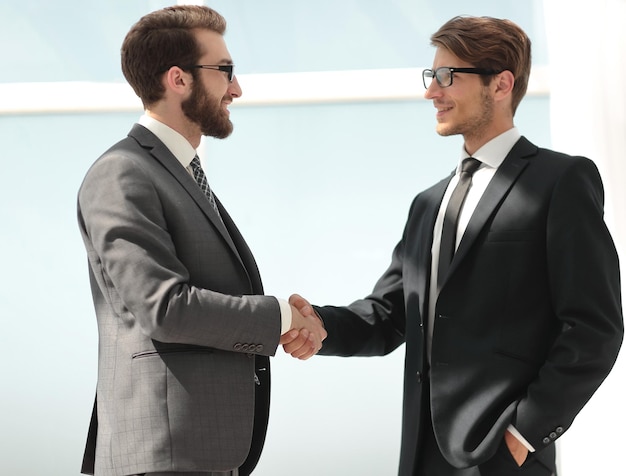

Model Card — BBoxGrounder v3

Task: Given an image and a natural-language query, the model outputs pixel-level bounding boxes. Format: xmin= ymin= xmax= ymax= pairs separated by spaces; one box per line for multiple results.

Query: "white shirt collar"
xmin=459 ymin=127 xmax=521 ymax=171
xmin=138 ymin=114 xmax=197 ymax=169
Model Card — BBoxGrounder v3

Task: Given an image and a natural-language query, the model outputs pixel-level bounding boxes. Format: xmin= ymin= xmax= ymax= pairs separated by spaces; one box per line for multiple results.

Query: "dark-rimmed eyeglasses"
xmin=422 ymin=67 xmax=500 ymax=89
xmin=181 ymin=64 xmax=235 ymax=82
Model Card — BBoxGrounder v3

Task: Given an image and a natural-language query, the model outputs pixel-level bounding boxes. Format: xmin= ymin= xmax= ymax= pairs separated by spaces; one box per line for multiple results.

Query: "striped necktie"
xmin=190 ymin=155 xmax=220 ymax=216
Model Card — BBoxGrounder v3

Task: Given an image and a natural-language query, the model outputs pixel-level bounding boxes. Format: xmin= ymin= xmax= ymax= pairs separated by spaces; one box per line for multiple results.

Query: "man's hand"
xmin=504 ymin=429 xmax=529 ymax=467
xmin=289 ymin=293 xmax=315 ymax=319
xmin=279 ymin=296 xmax=326 ymax=360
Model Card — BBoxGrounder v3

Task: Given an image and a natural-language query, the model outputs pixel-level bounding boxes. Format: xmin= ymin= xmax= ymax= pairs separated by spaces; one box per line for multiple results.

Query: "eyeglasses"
xmin=422 ymin=67 xmax=500 ymax=89
xmin=182 ymin=64 xmax=235 ymax=82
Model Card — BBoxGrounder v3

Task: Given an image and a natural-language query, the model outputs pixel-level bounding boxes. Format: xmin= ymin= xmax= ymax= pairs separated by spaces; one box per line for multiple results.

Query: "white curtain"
xmin=544 ymin=1 xmax=626 ymax=474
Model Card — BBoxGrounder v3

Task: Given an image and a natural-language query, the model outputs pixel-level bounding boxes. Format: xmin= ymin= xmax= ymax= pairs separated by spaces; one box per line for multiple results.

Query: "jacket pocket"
xmin=493 ymin=348 xmax=541 ymax=367
xmin=132 ymin=346 xmax=214 ymax=359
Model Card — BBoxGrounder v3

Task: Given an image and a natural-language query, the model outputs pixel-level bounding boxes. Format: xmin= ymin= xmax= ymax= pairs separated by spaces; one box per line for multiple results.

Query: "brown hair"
xmin=121 ymin=5 xmax=227 ymax=107
xmin=430 ymin=16 xmax=531 ymax=115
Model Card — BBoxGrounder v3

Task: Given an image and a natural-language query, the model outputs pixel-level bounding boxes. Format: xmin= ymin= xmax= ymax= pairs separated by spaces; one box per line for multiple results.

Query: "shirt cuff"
xmin=507 ymin=424 xmax=536 ymax=452
xmin=277 ymin=298 xmax=293 ymax=335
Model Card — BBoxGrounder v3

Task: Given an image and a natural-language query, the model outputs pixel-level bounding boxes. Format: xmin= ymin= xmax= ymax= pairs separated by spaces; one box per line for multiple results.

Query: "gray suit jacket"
xmin=78 ymin=124 xmax=281 ymax=476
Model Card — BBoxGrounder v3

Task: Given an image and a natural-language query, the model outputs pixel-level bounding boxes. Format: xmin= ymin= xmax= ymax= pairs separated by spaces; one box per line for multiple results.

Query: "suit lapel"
xmin=447 ymin=137 xmax=537 ymax=279
xmin=417 ymin=175 xmax=453 ymax=317
xmin=127 ymin=124 xmax=250 ymax=279
xmin=214 ymin=195 xmax=264 ymax=293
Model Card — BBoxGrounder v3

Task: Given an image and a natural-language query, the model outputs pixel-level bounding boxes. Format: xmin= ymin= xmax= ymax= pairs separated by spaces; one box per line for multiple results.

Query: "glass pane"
xmin=0 ymin=0 xmax=172 ymax=83
xmin=1 ymin=0 xmax=548 ymax=83
xmin=211 ymin=0 xmax=548 ymax=73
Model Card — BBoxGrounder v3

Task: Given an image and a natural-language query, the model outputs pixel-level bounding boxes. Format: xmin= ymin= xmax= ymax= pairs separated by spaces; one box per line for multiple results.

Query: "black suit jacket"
xmin=317 ymin=137 xmax=623 ymax=474
xmin=78 ymin=125 xmax=279 ymax=476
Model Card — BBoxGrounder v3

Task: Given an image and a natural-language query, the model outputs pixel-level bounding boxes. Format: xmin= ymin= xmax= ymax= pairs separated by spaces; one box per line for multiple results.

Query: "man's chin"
xmin=436 ymin=124 xmax=457 ymax=137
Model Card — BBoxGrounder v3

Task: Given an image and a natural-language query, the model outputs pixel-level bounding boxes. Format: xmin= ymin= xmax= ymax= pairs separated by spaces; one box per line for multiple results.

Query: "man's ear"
xmin=163 ymin=66 xmax=192 ymax=96
xmin=493 ymin=70 xmax=515 ymax=98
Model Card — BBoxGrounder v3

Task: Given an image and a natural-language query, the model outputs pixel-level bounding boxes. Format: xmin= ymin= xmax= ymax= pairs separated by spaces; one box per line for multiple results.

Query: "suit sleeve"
xmin=316 ymin=207 xmax=412 ymax=357
xmin=77 ymin=150 xmax=281 ymax=355
xmin=514 ymin=157 xmax=623 ymax=449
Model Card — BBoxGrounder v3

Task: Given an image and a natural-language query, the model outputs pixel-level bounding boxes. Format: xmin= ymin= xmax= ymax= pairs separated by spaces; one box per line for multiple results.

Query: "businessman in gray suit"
xmin=77 ymin=5 xmax=326 ymax=476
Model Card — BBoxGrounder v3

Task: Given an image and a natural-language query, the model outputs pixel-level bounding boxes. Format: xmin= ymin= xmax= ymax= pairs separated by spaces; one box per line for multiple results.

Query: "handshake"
xmin=279 ymin=294 xmax=326 ymax=360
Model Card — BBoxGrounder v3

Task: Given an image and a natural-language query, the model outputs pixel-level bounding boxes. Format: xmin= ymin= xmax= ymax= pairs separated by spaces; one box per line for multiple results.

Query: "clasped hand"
xmin=279 ymin=294 xmax=326 ymax=360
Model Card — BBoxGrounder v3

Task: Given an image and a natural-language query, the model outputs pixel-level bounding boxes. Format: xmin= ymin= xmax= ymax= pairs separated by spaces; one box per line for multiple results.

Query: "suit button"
xmin=542 ymin=437 xmax=551 ymax=445
xmin=416 ymin=371 xmax=422 ymax=383
xmin=255 ymin=344 xmax=264 ymax=353
xmin=234 ymin=343 xmax=243 ymax=351
xmin=241 ymin=343 xmax=250 ymax=351
xmin=556 ymin=426 xmax=564 ymax=434
xmin=549 ymin=432 xmax=557 ymax=439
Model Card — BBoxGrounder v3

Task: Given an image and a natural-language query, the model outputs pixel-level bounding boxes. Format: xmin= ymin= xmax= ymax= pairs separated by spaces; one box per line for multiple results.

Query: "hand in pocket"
xmin=504 ymin=429 xmax=529 ymax=467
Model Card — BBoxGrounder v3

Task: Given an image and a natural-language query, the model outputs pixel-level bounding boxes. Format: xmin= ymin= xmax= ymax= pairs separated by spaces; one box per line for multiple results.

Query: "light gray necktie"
xmin=437 ymin=157 xmax=481 ymax=290
xmin=190 ymin=155 xmax=221 ymax=217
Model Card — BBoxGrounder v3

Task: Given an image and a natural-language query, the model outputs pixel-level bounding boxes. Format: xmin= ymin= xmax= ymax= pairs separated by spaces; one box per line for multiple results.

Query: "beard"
xmin=436 ymin=87 xmax=494 ymax=140
xmin=181 ymin=79 xmax=233 ymax=139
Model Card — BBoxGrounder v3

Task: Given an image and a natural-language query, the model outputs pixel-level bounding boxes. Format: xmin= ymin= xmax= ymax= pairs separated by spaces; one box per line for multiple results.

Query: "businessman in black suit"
xmin=287 ymin=15 xmax=623 ymax=475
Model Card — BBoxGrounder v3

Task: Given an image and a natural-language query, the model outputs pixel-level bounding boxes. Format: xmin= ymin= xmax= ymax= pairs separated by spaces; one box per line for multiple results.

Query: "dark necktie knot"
xmin=461 ymin=157 xmax=481 ymax=176
xmin=190 ymin=155 xmax=202 ymax=169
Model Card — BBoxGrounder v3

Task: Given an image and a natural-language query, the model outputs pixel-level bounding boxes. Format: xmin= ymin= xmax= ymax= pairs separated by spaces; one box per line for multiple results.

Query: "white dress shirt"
xmin=138 ymin=114 xmax=292 ymax=334
xmin=426 ymin=126 xmax=535 ymax=452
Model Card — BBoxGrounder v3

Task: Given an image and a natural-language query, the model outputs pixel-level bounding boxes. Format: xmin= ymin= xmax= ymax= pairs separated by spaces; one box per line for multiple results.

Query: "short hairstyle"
xmin=430 ymin=16 xmax=532 ymax=115
xmin=121 ymin=5 xmax=227 ymax=107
